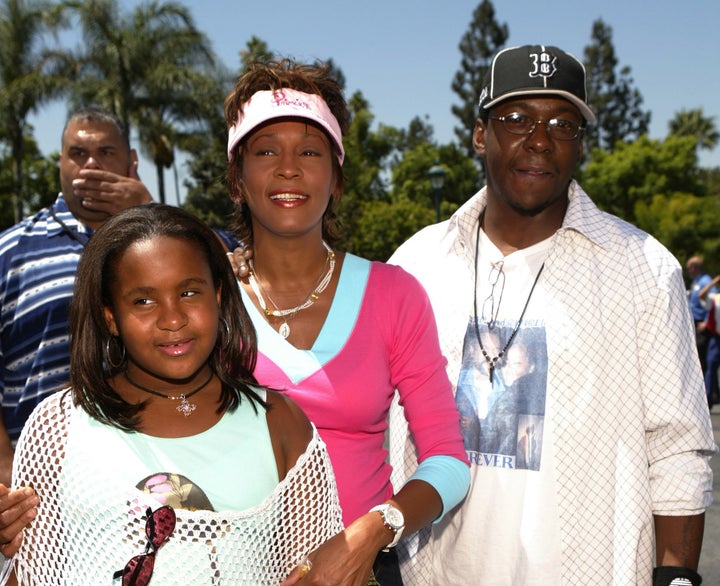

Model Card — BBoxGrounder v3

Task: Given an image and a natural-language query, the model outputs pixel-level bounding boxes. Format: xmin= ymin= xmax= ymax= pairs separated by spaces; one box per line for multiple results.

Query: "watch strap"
xmin=653 ymin=566 xmax=702 ymax=586
xmin=369 ymin=504 xmax=405 ymax=549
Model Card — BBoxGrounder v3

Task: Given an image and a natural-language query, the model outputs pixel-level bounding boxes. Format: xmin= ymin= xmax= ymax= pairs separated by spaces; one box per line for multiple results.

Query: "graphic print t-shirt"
xmin=440 ymin=230 xmax=562 ymax=585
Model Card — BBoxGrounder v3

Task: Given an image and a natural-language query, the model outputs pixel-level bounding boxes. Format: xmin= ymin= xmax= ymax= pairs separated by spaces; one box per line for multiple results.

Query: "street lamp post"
xmin=428 ymin=162 xmax=447 ymax=223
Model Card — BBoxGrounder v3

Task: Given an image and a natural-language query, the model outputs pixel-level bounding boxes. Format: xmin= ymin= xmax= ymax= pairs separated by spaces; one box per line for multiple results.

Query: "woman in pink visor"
xmin=225 ymin=60 xmax=469 ymax=586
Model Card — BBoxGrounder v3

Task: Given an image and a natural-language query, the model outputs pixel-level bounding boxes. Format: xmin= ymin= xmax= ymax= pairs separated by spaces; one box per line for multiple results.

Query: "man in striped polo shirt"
xmin=0 ymin=107 xmax=153 ymax=484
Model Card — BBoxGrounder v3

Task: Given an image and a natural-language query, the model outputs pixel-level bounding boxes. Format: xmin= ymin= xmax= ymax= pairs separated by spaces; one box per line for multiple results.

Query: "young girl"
xmin=225 ymin=60 xmax=470 ymax=586
xmin=0 ymin=204 xmax=342 ymax=585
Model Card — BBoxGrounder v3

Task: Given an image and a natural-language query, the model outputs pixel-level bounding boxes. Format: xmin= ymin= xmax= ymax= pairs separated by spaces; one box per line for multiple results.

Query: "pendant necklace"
xmin=248 ymin=241 xmax=335 ymax=339
xmin=472 ymin=219 xmax=545 ymax=384
xmin=124 ymin=370 xmax=214 ymax=416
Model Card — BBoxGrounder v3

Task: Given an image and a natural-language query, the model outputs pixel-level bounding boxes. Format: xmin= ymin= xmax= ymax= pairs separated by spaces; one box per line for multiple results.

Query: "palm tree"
xmin=669 ymin=108 xmax=719 ymax=152
xmin=0 ymin=0 xmax=66 ymax=222
xmin=135 ymin=68 xmax=225 ymax=204
xmin=65 ymin=0 xmax=220 ymax=202
xmin=239 ymin=35 xmax=274 ymax=71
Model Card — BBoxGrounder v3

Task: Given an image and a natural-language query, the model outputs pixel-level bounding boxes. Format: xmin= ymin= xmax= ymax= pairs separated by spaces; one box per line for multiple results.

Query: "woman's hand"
xmin=280 ymin=513 xmax=388 ymax=585
xmin=0 ymin=484 xmax=38 ymax=557
xmin=226 ymin=243 xmax=253 ymax=279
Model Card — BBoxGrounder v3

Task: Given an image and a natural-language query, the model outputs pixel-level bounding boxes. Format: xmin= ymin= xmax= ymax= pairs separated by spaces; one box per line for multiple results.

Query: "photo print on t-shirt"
xmin=136 ymin=472 xmax=215 ymax=511
xmin=455 ymin=320 xmax=547 ymax=470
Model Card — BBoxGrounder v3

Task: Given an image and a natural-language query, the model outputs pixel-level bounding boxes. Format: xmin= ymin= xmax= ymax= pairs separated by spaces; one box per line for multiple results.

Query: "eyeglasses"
xmin=113 ymin=506 xmax=176 ymax=586
xmin=489 ymin=112 xmax=584 ymax=140
xmin=481 ymin=261 xmax=505 ymax=329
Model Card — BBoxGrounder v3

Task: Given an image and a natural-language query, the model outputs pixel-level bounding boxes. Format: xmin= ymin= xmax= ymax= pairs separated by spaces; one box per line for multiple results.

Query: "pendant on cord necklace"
xmin=472 ymin=218 xmax=546 ymax=385
xmin=176 ymin=395 xmax=196 ymax=416
xmin=278 ymin=322 xmax=290 ymax=339
xmin=123 ymin=370 xmax=212 ymax=417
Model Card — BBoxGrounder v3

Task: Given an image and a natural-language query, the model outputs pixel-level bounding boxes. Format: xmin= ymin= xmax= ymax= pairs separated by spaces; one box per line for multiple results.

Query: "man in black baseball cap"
xmin=390 ymin=44 xmax=713 ymax=586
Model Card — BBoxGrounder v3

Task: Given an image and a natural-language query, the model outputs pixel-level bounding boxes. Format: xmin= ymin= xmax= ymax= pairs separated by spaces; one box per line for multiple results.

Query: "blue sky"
xmin=30 ymin=0 xmax=720 ymax=206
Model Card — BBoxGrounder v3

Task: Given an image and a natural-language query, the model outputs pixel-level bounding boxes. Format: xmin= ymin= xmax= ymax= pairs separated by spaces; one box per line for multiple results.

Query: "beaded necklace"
xmin=472 ymin=219 xmax=545 ymax=384
xmin=247 ymin=241 xmax=335 ymax=339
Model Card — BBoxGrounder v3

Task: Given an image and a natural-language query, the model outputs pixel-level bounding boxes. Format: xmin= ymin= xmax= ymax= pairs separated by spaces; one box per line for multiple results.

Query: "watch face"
xmin=385 ymin=506 xmax=404 ymax=529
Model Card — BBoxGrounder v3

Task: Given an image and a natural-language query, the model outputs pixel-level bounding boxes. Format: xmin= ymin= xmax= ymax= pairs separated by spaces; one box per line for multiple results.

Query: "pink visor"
xmin=227 ymin=88 xmax=345 ymax=164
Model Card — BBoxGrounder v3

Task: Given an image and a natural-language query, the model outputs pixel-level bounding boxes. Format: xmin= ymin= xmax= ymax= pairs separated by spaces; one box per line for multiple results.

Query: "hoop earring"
xmin=105 ymin=336 xmax=126 ymax=369
xmin=219 ymin=317 xmax=231 ymax=351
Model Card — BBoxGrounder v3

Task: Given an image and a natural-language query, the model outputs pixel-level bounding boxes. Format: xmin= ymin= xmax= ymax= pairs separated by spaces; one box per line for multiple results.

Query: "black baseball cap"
xmin=479 ymin=45 xmax=596 ymax=121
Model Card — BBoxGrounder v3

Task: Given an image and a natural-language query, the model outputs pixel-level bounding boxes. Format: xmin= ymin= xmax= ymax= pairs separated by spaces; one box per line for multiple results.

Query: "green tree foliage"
xmin=346 ymin=141 xmax=480 ymax=261
xmin=343 ymin=92 xmax=395 ymax=200
xmin=134 ymin=67 xmax=226 ymax=204
xmin=583 ymin=19 xmax=650 ymax=152
xmin=338 ymin=90 xmax=397 ymax=252
xmin=668 ymin=108 xmax=719 ymax=152
xmin=239 ymin=35 xmax=273 ymax=70
xmin=401 ymin=115 xmax=434 ymax=152
xmin=65 ymin=0 xmax=220 ymax=203
xmin=391 ymin=141 xmax=480 ymax=210
xmin=635 ymin=193 xmax=720 ymax=275
xmin=180 ymin=108 xmax=234 ymax=230
xmin=351 ymin=199 xmax=435 ymax=261
xmin=579 ymin=132 xmax=720 ymax=267
xmin=0 ymin=0 xmax=66 ymax=223
xmin=0 ymin=136 xmax=58 ymax=230
xmin=580 ymin=134 xmax=703 ymax=225
xmin=700 ymin=167 xmax=720 ymax=198
xmin=451 ymin=0 xmax=508 ymax=157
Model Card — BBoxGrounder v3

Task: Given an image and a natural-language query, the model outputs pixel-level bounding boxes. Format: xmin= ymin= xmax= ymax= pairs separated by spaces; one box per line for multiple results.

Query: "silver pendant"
xmin=279 ymin=322 xmax=290 ymax=339
xmin=176 ymin=395 xmax=197 ymax=416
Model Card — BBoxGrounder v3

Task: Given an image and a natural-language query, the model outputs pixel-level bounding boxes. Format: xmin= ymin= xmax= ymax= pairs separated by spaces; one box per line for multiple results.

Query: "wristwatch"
xmin=369 ymin=503 xmax=405 ymax=550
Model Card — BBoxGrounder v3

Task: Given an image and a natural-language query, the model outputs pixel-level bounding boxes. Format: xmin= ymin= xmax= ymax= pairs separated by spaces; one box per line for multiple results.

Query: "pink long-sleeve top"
xmin=243 ymin=255 xmax=467 ymax=525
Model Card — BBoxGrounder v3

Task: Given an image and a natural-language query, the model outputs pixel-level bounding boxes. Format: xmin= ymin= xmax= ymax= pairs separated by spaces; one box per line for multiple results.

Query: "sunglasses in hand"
xmin=113 ymin=505 xmax=176 ymax=586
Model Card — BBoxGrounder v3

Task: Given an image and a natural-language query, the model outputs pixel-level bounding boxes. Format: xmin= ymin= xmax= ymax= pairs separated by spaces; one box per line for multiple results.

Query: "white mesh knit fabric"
xmin=4 ymin=390 xmax=344 ymax=585
xmin=387 ymin=393 xmax=432 ymax=586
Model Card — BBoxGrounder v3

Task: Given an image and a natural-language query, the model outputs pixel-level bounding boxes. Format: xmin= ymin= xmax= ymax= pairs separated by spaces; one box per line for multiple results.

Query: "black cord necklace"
xmin=49 ymin=208 xmax=90 ymax=246
xmin=124 ymin=370 xmax=214 ymax=417
xmin=472 ymin=219 xmax=545 ymax=384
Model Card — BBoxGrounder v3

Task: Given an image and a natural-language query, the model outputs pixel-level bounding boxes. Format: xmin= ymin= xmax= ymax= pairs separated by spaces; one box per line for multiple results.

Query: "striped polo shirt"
xmin=0 ymin=194 xmax=90 ymax=441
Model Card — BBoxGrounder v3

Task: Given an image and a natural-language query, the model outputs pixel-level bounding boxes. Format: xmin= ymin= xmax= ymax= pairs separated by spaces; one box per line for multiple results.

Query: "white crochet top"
xmin=3 ymin=390 xmax=344 ymax=585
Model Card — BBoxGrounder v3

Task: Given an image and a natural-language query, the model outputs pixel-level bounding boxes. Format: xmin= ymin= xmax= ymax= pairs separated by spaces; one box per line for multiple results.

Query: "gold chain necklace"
xmin=247 ymin=241 xmax=335 ymax=339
